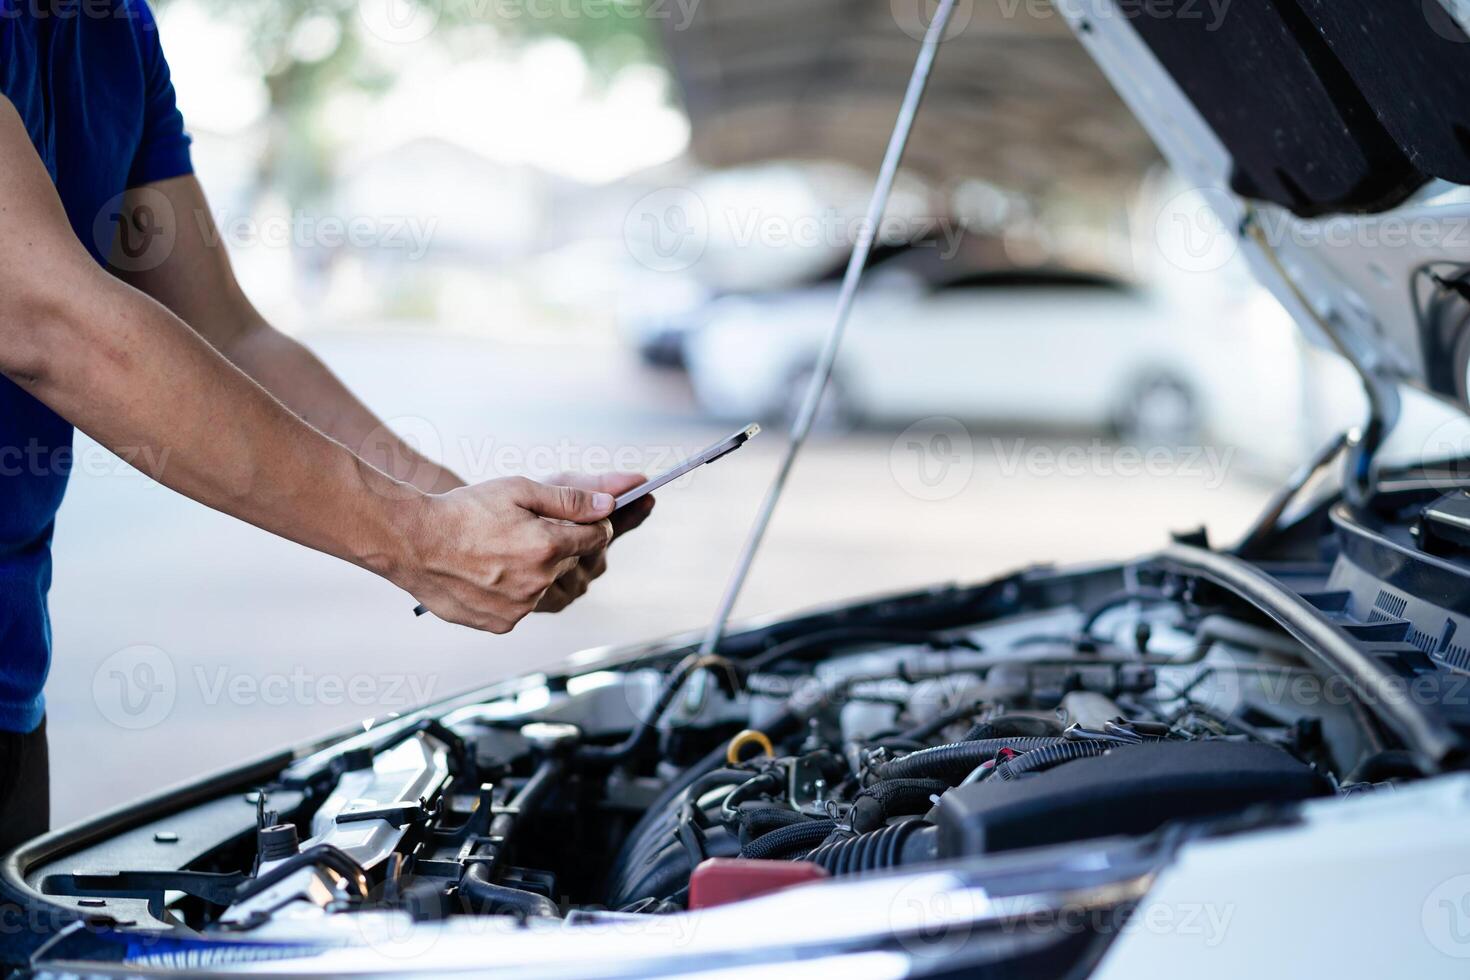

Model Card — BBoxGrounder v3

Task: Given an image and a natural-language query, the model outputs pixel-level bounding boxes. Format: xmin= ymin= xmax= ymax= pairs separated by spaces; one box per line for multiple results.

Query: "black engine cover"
xmin=930 ymin=741 xmax=1331 ymax=857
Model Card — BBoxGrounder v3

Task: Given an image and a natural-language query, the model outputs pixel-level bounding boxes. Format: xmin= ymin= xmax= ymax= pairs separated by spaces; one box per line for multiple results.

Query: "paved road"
xmin=45 ymin=332 xmax=1273 ymax=824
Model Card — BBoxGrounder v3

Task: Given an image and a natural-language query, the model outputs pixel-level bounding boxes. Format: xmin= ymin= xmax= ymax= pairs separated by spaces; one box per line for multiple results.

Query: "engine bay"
xmin=22 ymin=497 xmax=1468 ymax=969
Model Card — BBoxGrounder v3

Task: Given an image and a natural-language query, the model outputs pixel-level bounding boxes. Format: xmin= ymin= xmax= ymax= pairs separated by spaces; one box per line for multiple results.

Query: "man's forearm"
xmin=10 ymin=275 xmax=424 ymax=582
xmin=99 ymin=175 xmax=460 ymax=495
xmin=0 ymin=108 xmax=633 ymax=634
xmin=222 ymin=321 xmax=464 ymax=494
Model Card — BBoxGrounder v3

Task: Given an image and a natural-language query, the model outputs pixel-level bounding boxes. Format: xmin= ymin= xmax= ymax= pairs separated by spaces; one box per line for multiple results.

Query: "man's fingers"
xmin=544 ymin=518 xmax=613 ymax=559
xmin=515 ymin=478 xmax=615 ymax=523
xmin=580 ymin=550 xmax=608 ymax=581
xmin=610 ymin=495 xmax=654 ymax=538
xmin=546 ymin=471 xmax=646 ymax=497
xmin=550 ymin=552 xmax=583 ymax=580
xmin=536 ymin=586 xmax=571 ymax=614
xmin=535 ymin=561 xmax=593 ymax=612
xmin=531 ymin=472 xmax=651 ymax=538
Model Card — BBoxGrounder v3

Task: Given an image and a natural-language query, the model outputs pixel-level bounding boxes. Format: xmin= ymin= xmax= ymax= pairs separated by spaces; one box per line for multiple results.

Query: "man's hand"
xmin=399 ymin=477 xmax=617 ymax=632
xmin=534 ymin=472 xmax=655 ymax=613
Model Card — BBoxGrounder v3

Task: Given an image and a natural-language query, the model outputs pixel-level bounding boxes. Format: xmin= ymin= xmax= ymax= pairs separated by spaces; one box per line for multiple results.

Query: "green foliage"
xmin=164 ymin=0 xmax=659 ymax=105
xmin=156 ymin=0 xmax=665 ymax=202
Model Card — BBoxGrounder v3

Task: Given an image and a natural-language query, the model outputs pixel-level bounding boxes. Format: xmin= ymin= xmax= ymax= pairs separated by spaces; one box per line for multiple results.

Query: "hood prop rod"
xmin=694 ymin=0 xmax=960 ymax=661
xmin=1241 ymin=210 xmax=1402 ymax=513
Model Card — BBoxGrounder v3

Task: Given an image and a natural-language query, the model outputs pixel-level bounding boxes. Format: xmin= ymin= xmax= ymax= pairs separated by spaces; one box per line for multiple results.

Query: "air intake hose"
xmin=737 ymin=806 xmax=811 ymax=848
xmin=874 ymin=737 xmax=1065 ymax=784
xmin=806 ymin=820 xmax=936 ymax=876
xmin=993 ymin=740 xmax=1109 ymax=780
xmin=741 ymin=818 xmax=839 ymax=861
xmin=850 ymin=778 xmax=947 ymax=833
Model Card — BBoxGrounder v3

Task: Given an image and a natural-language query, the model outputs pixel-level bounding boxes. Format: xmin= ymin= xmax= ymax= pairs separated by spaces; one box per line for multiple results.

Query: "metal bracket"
xmin=336 ymin=795 xmax=439 ymax=829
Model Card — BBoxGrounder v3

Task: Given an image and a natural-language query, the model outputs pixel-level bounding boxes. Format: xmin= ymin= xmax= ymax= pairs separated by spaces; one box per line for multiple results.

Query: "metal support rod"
xmin=1242 ymin=212 xmax=1401 ymax=509
xmin=697 ymin=0 xmax=959 ymax=656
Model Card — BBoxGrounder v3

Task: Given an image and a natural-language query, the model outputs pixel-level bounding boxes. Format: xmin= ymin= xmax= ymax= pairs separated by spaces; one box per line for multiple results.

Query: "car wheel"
xmin=1113 ymin=374 xmax=1200 ymax=445
xmin=780 ymin=367 xmax=858 ymax=433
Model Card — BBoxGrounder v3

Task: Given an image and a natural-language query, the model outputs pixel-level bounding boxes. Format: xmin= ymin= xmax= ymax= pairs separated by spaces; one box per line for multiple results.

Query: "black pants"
xmin=0 ymin=718 xmax=48 ymax=854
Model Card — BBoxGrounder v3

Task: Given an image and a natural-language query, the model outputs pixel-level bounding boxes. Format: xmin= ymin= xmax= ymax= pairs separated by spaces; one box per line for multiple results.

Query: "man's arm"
xmin=0 ymin=98 xmax=611 ymax=633
xmin=110 ymin=171 xmax=656 ymax=610
xmin=109 ymin=174 xmax=462 ymax=493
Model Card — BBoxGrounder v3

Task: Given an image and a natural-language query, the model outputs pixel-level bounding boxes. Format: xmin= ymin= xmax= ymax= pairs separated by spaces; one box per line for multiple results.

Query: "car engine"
xmin=34 ymin=557 xmax=1407 ymax=949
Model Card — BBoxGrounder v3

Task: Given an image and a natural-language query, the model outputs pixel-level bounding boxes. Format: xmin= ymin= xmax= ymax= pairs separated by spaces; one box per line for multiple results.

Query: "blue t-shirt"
xmin=0 ymin=0 xmax=192 ymax=733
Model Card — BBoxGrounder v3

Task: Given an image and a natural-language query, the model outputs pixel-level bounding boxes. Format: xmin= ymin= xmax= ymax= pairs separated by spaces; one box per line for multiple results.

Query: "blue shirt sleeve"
xmin=125 ymin=0 xmax=193 ymax=189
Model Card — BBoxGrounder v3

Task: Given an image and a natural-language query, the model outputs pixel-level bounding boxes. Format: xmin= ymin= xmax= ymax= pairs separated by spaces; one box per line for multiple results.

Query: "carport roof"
xmin=657 ymin=0 xmax=1159 ymax=193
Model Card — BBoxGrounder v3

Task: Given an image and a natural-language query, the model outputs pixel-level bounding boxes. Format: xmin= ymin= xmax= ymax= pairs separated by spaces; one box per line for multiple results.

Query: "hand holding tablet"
xmin=413 ymin=424 xmax=760 ymax=617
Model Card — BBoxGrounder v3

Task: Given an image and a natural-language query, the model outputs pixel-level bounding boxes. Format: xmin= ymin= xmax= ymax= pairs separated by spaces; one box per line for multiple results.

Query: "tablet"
xmin=615 ymin=423 xmax=761 ymax=511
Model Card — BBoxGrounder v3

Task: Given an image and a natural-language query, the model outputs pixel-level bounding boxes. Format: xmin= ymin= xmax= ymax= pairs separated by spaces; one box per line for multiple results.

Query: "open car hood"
xmin=1059 ymin=0 xmax=1470 ymax=408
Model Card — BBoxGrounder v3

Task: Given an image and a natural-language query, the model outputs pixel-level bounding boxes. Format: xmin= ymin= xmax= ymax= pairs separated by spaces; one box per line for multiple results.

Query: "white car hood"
xmin=1057 ymin=0 xmax=1470 ymax=408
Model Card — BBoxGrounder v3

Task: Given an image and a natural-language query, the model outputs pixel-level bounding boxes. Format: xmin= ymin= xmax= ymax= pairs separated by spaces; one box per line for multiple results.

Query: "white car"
xmin=684 ymin=262 xmax=1250 ymax=442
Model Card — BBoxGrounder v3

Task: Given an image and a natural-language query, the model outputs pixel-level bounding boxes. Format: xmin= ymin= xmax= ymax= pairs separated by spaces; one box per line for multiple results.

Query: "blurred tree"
xmin=158 ymin=0 xmax=664 ymax=208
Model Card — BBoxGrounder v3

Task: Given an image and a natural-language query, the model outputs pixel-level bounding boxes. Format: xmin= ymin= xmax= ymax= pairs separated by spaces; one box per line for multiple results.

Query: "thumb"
xmin=516 ymin=478 xmax=615 ymax=523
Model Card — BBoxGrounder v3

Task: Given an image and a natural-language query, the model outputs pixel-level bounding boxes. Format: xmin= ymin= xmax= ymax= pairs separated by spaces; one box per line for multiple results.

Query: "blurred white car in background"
xmin=684 ymin=256 xmax=1223 ymax=442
